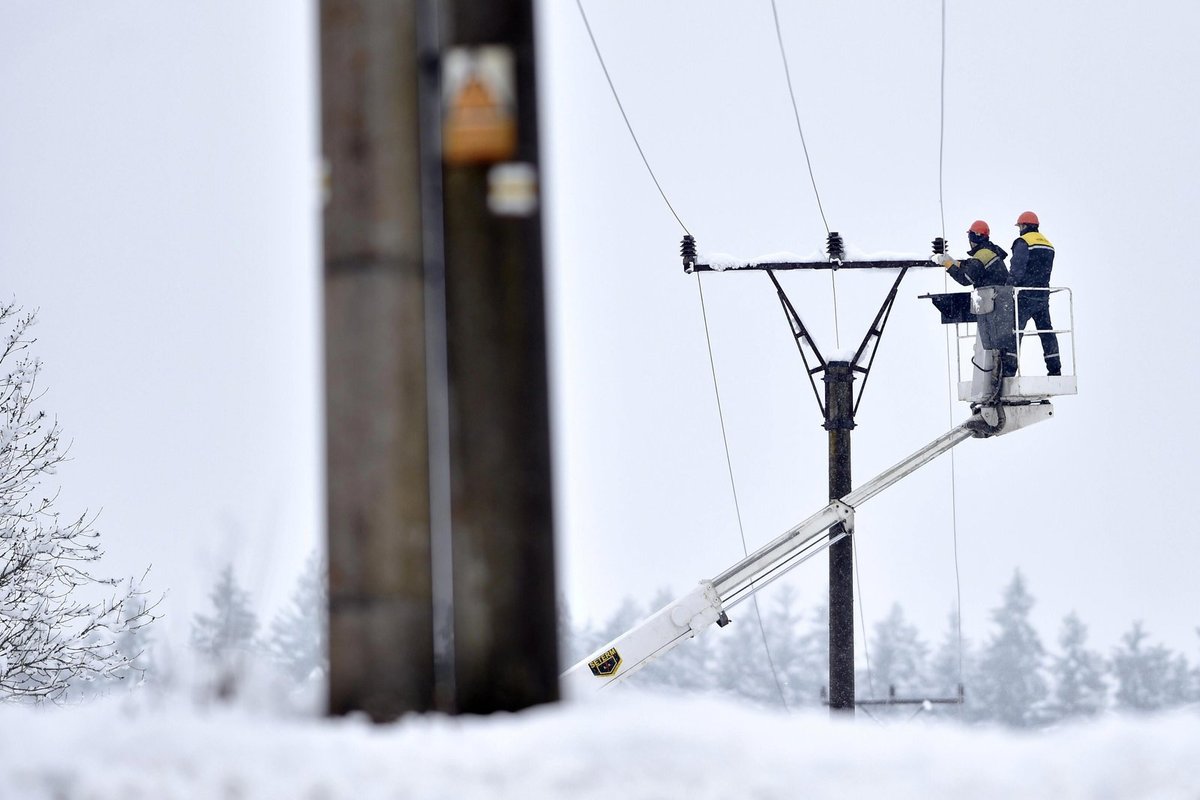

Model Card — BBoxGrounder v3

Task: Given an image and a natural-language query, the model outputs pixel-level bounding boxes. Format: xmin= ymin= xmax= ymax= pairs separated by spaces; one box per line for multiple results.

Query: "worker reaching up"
xmin=1010 ymin=211 xmax=1061 ymax=376
xmin=945 ymin=220 xmax=1012 ymax=292
xmin=934 ymin=220 xmax=1019 ymax=397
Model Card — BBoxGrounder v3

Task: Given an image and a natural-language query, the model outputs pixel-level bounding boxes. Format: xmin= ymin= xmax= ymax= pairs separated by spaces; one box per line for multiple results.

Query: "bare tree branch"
xmin=0 ymin=303 xmax=159 ymax=702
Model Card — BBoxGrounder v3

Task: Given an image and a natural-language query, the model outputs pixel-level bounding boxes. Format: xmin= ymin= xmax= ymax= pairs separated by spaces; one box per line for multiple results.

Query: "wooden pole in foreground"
xmin=321 ymin=0 xmax=557 ymax=719
xmin=442 ymin=0 xmax=559 ymax=713
xmin=321 ymin=0 xmax=435 ymax=721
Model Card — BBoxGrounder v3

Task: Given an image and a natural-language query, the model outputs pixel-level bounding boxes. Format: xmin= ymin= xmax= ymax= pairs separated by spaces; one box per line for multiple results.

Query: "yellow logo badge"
xmin=588 ymin=647 xmax=622 ymax=678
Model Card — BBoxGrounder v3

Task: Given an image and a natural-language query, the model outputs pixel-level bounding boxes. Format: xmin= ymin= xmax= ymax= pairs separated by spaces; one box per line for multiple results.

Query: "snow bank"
xmin=1 ymin=693 xmax=1198 ymax=799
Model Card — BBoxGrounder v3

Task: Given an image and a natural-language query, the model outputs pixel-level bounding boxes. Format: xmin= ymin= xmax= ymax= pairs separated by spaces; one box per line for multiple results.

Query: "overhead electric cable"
xmin=696 ymin=277 xmax=790 ymax=710
xmin=768 ymin=0 xmax=829 ymax=234
xmin=767 ymin=0 xmax=841 ymax=348
xmin=935 ymin=0 xmax=965 ymax=691
xmin=852 ymin=535 xmax=875 ymax=699
xmin=937 ymin=0 xmax=947 ymax=242
xmin=575 ymin=0 xmax=690 ymax=235
xmin=577 ymin=0 xmax=789 ymax=705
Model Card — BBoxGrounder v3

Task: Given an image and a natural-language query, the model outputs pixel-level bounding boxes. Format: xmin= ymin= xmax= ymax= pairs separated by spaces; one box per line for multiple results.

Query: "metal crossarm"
xmin=679 ymin=235 xmax=943 ymax=275
xmin=687 ymin=258 xmax=932 ymax=273
xmin=683 ymin=237 xmax=940 ymax=417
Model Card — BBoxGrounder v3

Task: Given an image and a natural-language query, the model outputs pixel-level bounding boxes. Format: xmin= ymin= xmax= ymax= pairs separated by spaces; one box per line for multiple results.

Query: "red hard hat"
xmin=1016 ymin=211 xmax=1039 ymax=226
xmin=968 ymin=220 xmax=990 ymax=237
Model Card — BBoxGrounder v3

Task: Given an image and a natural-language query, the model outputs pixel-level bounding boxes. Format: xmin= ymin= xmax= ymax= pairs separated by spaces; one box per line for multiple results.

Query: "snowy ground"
xmin=2 ymin=693 xmax=1199 ymax=799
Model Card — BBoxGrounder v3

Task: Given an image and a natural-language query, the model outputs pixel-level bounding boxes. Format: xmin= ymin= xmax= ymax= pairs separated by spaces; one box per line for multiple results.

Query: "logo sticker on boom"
xmin=588 ymin=647 xmax=622 ymax=678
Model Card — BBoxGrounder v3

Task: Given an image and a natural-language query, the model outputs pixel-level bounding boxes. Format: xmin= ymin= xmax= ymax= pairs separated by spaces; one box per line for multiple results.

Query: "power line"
xmin=937 ymin=0 xmax=947 ymax=241
xmin=767 ymin=0 xmax=840 ymax=348
xmin=574 ymin=0 xmax=690 ymax=235
xmin=935 ymin=0 xmax=965 ymax=692
xmin=577 ymin=0 xmax=789 ymax=706
xmin=767 ymin=0 xmax=830 ymax=234
xmin=696 ymin=275 xmax=790 ymax=711
xmin=852 ymin=534 xmax=875 ymax=699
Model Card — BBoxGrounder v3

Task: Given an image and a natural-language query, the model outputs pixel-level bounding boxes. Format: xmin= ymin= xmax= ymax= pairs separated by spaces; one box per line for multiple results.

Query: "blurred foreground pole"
xmin=321 ymin=0 xmax=557 ymax=719
xmin=321 ymin=0 xmax=435 ymax=719
xmin=442 ymin=0 xmax=559 ymax=712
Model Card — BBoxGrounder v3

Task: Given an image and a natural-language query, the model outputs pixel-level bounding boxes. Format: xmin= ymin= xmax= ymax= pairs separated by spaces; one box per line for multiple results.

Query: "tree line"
xmin=564 ymin=572 xmax=1200 ymax=726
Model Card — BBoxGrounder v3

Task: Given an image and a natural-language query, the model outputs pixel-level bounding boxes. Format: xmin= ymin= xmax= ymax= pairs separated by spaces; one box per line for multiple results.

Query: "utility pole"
xmin=683 ymin=235 xmax=939 ymax=716
xmin=824 ymin=361 xmax=856 ymax=712
xmin=321 ymin=0 xmax=556 ymax=720
xmin=440 ymin=0 xmax=559 ymax=714
xmin=321 ymin=0 xmax=435 ymax=720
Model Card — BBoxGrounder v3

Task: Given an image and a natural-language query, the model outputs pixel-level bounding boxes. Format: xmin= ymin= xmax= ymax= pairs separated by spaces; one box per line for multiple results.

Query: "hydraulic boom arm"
xmin=562 ymin=406 xmax=1052 ymax=695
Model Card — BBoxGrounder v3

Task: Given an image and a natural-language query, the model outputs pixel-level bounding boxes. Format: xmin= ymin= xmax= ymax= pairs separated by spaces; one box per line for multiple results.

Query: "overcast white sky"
xmin=3 ymin=1 xmax=1200 ymax=669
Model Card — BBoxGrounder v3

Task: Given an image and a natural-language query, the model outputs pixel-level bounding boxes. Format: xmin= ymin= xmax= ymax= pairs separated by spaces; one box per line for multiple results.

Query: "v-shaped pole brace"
xmin=682 ymin=232 xmax=935 ymax=417
xmin=768 ymin=266 xmax=909 ymax=416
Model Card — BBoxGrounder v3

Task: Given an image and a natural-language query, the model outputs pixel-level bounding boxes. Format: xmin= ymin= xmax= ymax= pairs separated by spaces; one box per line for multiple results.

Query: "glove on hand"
xmin=930 ymin=253 xmax=957 ymax=269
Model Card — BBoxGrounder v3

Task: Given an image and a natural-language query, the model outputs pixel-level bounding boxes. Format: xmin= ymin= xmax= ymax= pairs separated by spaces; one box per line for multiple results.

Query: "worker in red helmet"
xmin=1010 ymin=211 xmax=1061 ymax=376
xmin=934 ymin=220 xmax=1018 ymax=387
xmin=944 ymin=220 xmax=1013 ymax=289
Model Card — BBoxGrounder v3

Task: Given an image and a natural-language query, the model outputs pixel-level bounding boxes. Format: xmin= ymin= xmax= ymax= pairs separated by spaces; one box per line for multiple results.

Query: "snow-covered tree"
xmin=707 ymin=594 xmax=789 ymax=707
xmin=266 ymin=552 xmax=327 ymax=684
xmin=1111 ymin=621 xmax=1177 ymax=713
xmin=578 ymin=595 xmax=644 ymax=658
xmin=864 ymin=603 xmax=928 ymax=698
xmin=773 ymin=596 xmax=829 ymax=708
xmin=191 ymin=562 xmax=259 ymax=699
xmin=762 ymin=586 xmax=826 ymax=709
xmin=973 ymin=570 xmax=1048 ymax=727
xmin=1047 ymin=611 xmax=1107 ymax=721
xmin=73 ymin=592 xmax=158 ymax=698
xmin=0 ymin=303 xmax=156 ymax=702
xmin=1163 ymin=653 xmax=1194 ymax=708
xmin=927 ymin=609 xmax=969 ymax=696
xmin=924 ymin=609 xmax=972 ymax=719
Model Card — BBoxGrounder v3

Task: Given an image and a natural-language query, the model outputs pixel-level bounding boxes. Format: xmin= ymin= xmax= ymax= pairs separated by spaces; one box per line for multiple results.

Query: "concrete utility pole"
xmin=321 ymin=0 xmax=435 ymax=720
xmin=824 ymin=362 xmax=855 ymax=713
xmin=441 ymin=0 xmax=559 ymax=714
xmin=321 ymin=0 xmax=556 ymax=719
xmin=684 ymin=238 xmax=940 ymax=716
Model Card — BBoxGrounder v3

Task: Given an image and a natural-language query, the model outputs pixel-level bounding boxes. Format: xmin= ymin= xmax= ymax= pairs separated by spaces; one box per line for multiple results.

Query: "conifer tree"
xmin=760 ymin=585 xmax=823 ymax=709
xmin=191 ymin=563 xmax=259 ymax=698
xmin=708 ymin=596 xmax=785 ymax=706
xmin=1047 ymin=611 xmax=1107 ymax=720
xmin=927 ymin=609 xmax=968 ymax=695
xmin=267 ymin=552 xmax=327 ymax=684
xmin=1163 ymin=653 xmax=1194 ymax=708
xmin=974 ymin=570 xmax=1048 ymax=727
xmin=785 ymin=599 xmax=829 ymax=708
xmin=866 ymin=603 xmax=928 ymax=698
xmin=1112 ymin=621 xmax=1175 ymax=712
xmin=579 ymin=595 xmax=645 ymax=657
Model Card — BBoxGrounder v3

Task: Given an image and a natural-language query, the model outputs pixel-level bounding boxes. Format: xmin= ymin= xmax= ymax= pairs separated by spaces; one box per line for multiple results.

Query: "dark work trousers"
xmin=1017 ymin=293 xmax=1061 ymax=374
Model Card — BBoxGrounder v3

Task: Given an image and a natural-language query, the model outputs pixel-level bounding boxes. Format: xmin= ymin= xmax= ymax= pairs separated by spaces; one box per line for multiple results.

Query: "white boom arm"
xmin=562 ymin=404 xmax=1052 ymax=695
